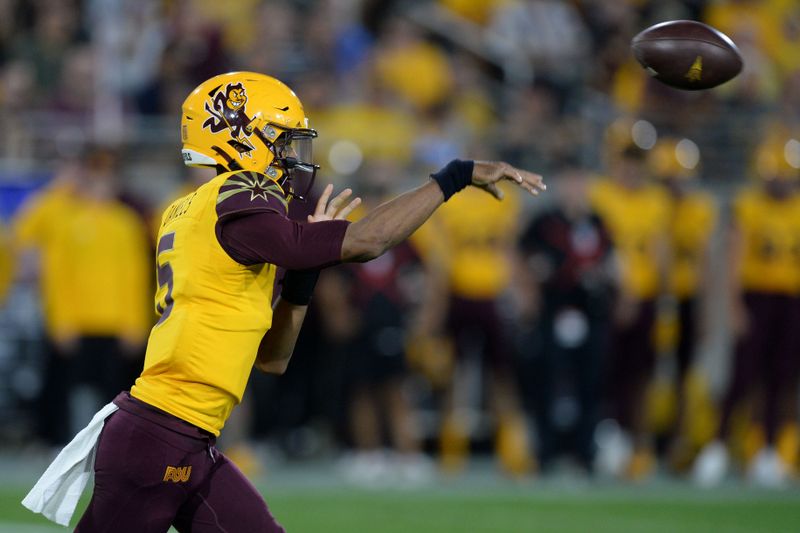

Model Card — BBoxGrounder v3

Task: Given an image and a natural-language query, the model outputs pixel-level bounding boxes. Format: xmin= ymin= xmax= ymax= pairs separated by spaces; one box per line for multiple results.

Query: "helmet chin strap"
xmin=272 ymin=157 xmax=320 ymax=202
xmin=272 ymin=163 xmax=300 ymax=200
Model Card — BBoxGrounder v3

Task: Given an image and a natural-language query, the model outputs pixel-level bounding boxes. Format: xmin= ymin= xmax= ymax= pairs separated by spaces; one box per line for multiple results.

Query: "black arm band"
xmin=280 ymin=269 xmax=320 ymax=306
xmin=430 ymin=159 xmax=474 ymax=201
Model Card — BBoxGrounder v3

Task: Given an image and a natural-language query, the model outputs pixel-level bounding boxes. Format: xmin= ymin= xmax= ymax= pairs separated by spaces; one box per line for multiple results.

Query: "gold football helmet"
xmin=650 ymin=137 xmax=700 ymax=180
xmin=754 ymin=135 xmax=800 ymax=182
xmin=181 ymin=72 xmax=318 ymax=199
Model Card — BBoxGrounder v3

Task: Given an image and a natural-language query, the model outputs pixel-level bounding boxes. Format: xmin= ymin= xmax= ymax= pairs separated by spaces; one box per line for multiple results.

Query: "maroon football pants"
xmin=718 ymin=292 xmax=800 ymax=444
xmin=75 ymin=393 xmax=284 ymax=533
xmin=608 ymin=299 xmax=657 ymax=433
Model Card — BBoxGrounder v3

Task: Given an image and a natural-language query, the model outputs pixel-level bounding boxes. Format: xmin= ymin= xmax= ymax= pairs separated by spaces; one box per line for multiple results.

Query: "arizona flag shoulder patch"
xmin=216 ymin=171 xmax=288 ymax=219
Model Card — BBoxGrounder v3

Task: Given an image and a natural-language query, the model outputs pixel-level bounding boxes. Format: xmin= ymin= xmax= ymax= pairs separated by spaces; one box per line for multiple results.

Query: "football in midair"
xmin=631 ymin=20 xmax=743 ymax=90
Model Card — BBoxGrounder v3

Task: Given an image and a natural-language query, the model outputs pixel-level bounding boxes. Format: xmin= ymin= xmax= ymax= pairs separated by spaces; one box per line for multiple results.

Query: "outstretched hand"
xmin=308 ymin=184 xmax=362 ymax=223
xmin=471 ymin=161 xmax=546 ymax=200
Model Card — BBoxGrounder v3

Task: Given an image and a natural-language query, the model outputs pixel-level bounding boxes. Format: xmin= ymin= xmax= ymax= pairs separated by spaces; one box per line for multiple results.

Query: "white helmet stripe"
xmin=182 ymin=149 xmax=218 ymax=167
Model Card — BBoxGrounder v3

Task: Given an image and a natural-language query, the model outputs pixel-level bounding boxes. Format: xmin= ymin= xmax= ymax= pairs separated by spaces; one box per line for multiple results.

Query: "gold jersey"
xmin=0 ymin=223 xmax=13 ymax=304
xmin=421 ymin=184 xmax=520 ymax=300
xmin=14 ymin=184 xmax=76 ymax=337
xmin=735 ymin=187 xmax=800 ymax=294
xmin=14 ymin=184 xmax=150 ymax=340
xmin=131 ymin=171 xmax=287 ymax=435
xmin=55 ymin=200 xmax=151 ymax=339
xmin=590 ymin=179 xmax=670 ymax=299
xmin=668 ymin=192 xmax=717 ymax=298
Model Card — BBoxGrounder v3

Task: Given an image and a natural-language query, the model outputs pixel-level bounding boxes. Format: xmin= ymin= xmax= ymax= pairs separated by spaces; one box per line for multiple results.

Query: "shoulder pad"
xmin=215 ymin=171 xmax=288 ymax=220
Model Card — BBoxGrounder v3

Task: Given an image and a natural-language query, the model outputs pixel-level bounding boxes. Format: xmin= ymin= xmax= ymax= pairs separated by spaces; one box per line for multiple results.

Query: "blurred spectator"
xmin=704 ymin=0 xmax=780 ymax=73
xmin=779 ymin=69 xmax=800 ymax=126
xmin=499 ymin=80 xmax=578 ymax=178
xmin=517 ymin=166 xmax=615 ymax=474
xmin=590 ymin=143 xmax=670 ymax=481
xmin=90 ymin=0 xmax=166 ymax=119
xmin=151 ymin=0 xmax=233 ymax=115
xmin=581 ymin=0 xmax=641 ymax=92
xmin=414 ymin=183 xmax=533 ymax=477
xmin=693 ymin=133 xmax=800 ymax=488
xmin=704 ymin=1 xmax=783 ymax=108
xmin=10 ymin=0 xmax=82 ymax=106
xmin=649 ymin=137 xmax=718 ymax=468
xmin=0 ymin=0 xmax=17 ymax=63
xmin=188 ymin=0 xmax=260 ymax=57
xmin=486 ymin=0 xmax=590 ymax=85
xmin=236 ymin=1 xmax=309 ymax=82
xmin=770 ymin=0 xmax=800 ymax=78
xmin=448 ymin=51 xmax=496 ymax=138
xmin=300 ymin=0 xmax=374 ymax=77
xmin=608 ymin=58 xmax=648 ymax=116
xmin=437 ymin=0 xmax=506 ymax=26
xmin=12 ymin=146 xmax=151 ymax=446
xmin=313 ymin=77 xmax=417 ymax=171
xmin=373 ymin=18 xmax=454 ymax=111
xmin=413 ymin=102 xmax=468 ymax=169
xmin=0 ymin=59 xmax=37 ymax=159
xmin=48 ymin=45 xmax=95 ymax=115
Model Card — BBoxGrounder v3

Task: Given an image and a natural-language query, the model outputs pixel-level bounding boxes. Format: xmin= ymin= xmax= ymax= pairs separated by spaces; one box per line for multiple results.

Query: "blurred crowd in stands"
xmin=1 ymin=0 xmax=800 ymax=488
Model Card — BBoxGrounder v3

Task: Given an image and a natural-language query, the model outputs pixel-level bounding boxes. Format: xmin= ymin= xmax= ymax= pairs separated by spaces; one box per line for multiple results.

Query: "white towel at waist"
xmin=22 ymin=402 xmax=119 ymax=526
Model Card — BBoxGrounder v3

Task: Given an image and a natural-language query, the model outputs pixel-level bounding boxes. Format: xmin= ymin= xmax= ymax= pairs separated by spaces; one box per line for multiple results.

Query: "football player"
xmin=26 ymin=72 xmax=544 ymax=532
xmin=590 ymin=142 xmax=670 ymax=480
xmin=649 ymin=137 xmax=717 ymax=468
xmin=14 ymin=147 xmax=151 ymax=447
xmin=414 ymin=182 xmax=534 ymax=476
xmin=693 ymin=134 xmax=800 ymax=487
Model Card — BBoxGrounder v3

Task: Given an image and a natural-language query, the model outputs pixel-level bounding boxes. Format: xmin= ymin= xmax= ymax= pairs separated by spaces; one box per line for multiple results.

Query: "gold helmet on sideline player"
xmin=181 ymin=71 xmax=319 ymax=199
xmin=603 ymin=116 xmax=637 ymax=170
xmin=649 ymin=136 xmax=701 ymax=181
xmin=753 ymin=134 xmax=800 ymax=182
xmin=603 ymin=116 xmax=658 ymax=172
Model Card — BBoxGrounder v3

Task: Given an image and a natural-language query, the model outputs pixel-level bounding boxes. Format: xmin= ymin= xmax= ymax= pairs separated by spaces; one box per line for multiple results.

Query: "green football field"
xmin=2 ymin=480 xmax=800 ymax=532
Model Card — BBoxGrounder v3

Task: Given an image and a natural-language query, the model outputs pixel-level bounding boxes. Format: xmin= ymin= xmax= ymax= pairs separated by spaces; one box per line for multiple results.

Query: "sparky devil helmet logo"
xmin=202 ymin=82 xmax=256 ymax=158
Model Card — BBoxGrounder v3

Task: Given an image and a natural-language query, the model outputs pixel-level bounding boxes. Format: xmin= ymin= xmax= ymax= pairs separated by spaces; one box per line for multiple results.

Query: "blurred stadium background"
xmin=1 ymin=0 xmax=800 ymax=531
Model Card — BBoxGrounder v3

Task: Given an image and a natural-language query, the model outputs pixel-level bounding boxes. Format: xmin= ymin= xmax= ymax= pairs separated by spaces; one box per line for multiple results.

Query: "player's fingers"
xmin=490 ymin=183 xmax=504 ymax=200
xmin=519 ymin=168 xmax=546 ymax=191
xmin=314 ymin=184 xmax=334 ymax=217
xmin=334 ymin=197 xmax=362 ymax=220
xmin=506 ymin=167 xmax=544 ymax=196
xmin=326 ymin=188 xmax=353 ymax=216
xmin=502 ymin=170 xmax=535 ymax=195
xmin=478 ymin=183 xmax=503 ymax=200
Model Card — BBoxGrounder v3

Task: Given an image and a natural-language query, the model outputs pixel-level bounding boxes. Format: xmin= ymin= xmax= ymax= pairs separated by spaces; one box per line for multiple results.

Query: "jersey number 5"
xmin=156 ymin=232 xmax=175 ymax=325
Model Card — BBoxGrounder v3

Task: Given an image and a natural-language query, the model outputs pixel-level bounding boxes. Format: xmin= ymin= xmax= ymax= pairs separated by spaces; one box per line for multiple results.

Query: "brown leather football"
xmin=631 ymin=20 xmax=743 ymax=90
